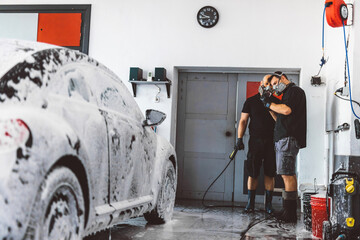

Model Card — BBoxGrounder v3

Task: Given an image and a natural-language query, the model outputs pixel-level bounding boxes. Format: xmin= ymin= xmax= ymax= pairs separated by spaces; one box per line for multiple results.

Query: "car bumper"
xmin=0 ymin=148 xmax=38 ymax=240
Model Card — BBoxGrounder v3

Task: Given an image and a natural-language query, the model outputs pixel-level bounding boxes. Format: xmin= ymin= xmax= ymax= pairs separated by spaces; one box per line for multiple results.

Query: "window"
xmin=0 ymin=5 xmax=91 ymax=54
xmin=86 ymin=66 xmax=144 ymax=122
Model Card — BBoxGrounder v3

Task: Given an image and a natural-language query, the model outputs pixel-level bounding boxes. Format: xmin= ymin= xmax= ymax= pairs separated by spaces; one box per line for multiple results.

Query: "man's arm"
xmin=269 ymin=103 xmax=292 ymax=115
xmin=269 ymin=110 xmax=277 ymax=121
xmin=238 ymin=112 xmax=250 ymax=138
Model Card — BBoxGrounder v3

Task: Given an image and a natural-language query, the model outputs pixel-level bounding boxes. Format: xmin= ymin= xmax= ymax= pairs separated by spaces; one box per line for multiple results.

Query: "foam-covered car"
xmin=0 ymin=39 xmax=177 ymax=240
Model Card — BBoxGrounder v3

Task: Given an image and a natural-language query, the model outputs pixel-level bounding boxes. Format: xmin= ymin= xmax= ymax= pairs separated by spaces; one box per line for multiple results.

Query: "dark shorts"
xmin=246 ymin=136 xmax=276 ymax=178
xmin=274 ymin=137 xmax=300 ymax=176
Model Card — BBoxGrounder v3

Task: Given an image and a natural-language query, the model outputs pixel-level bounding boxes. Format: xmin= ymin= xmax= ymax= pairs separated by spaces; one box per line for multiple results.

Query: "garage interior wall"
xmin=2 ymin=0 xmax=359 ymax=190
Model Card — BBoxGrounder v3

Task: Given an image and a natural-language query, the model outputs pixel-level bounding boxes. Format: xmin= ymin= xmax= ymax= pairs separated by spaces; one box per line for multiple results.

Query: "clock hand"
xmin=199 ymin=15 xmax=210 ymax=19
xmin=200 ymin=13 xmax=210 ymax=18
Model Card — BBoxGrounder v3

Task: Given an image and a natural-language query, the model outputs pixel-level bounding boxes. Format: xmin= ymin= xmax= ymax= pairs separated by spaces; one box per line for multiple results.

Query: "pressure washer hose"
xmin=201 ymin=147 xmax=277 ymax=238
xmin=201 ymin=147 xmax=273 ymax=213
xmin=201 ymin=147 xmax=244 ymax=208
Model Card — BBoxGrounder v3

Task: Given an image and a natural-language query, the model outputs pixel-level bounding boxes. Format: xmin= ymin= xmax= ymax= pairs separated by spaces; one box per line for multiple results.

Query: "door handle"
xmin=225 ymin=131 xmax=232 ymax=137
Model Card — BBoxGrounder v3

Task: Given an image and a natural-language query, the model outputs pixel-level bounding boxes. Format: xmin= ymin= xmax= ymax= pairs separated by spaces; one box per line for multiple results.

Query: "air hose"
xmin=342 ymin=20 xmax=360 ymax=119
xmin=315 ymin=5 xmax=329 ymax=76
xmin=321 ymin=5 xmax=327 ymax=67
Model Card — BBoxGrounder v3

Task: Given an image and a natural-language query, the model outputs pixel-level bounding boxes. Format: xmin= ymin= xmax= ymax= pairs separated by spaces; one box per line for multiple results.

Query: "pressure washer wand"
xmin=229 ymin=147 xmax=238 ymax=160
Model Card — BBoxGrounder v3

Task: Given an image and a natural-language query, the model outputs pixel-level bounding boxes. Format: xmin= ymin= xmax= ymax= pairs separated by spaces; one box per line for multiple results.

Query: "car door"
xmin=85 ymin=66 xmax=154 ymax=205
xmin=48 ymin=63 xmax=110 ymax=210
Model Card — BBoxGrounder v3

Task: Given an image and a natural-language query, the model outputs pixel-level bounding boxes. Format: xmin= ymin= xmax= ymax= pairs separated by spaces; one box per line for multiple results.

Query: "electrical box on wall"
xmin=129 ymin=67 xmax=144 ymax=81
xmin=154 ymin=68 xmax=167 ymax=81
xmin=311 ymin=76 xmax=322 ymax=86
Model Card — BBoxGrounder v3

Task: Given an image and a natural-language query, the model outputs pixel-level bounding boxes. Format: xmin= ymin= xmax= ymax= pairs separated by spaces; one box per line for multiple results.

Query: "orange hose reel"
xmin=325 ymin=0 xmax=348 ymax=27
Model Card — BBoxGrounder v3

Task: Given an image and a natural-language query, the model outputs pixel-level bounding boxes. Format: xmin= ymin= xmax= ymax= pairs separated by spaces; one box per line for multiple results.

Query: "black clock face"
xmin=197 ymin=6 xmax=219 ymax=28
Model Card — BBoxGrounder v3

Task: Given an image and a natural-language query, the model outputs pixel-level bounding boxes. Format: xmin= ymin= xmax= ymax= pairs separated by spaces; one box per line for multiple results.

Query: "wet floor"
xmin=85 ymin=200 xmax=315 ymax=240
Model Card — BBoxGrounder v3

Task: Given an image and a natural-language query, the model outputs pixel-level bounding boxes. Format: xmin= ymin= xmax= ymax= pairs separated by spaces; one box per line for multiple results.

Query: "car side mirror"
xmin=143 ymin=109 xmax=166 ymax=127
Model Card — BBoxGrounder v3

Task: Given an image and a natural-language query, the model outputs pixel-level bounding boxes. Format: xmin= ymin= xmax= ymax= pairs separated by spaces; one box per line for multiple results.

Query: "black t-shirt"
xmin=274 ymin=83 xmax=307 ymax=148
xmin=242 ymin=93 xmax=276 ymax=138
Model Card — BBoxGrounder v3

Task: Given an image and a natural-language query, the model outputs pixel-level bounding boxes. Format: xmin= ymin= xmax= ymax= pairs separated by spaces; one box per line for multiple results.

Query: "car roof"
xmin=0 ymin=39 xmax=131 ymax=105
xmin=0 ymin=39 xmax=62 ymax=78
xmin=0 ymin=39 xmax=121 ymax=83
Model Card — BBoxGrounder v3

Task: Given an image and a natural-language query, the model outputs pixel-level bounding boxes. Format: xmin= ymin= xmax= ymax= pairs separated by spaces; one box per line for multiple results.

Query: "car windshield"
xmin=0 ymin=47 xmax=144 ymax=123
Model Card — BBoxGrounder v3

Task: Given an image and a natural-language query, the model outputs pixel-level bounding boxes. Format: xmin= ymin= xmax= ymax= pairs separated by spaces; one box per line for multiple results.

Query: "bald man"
xmin=235 ymin=75 xmax=277 ymax=213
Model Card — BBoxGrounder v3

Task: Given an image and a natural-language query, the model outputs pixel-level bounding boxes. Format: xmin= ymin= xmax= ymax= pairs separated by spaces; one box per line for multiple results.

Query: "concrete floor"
xmin=85 ymin=200 xmax=315 ymax=240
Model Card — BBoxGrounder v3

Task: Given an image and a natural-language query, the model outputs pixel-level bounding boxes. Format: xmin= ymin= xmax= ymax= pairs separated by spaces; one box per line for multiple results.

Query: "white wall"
xmin=349 ymin=1 xmax=360 ymax=157
xmin=3 ymin=0 xmax=334 ymax=186
xmin=323 ymin=0 xmax=359 ymax=159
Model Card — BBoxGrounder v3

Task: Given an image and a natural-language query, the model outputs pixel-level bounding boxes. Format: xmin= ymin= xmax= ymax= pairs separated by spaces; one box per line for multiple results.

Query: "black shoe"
xmin=265 ymin=190 xmax=274 ymax=214
xmin=276 ymin=199 xmax=297 ymax=223
xmin=244 ymin=190 xmax=256 ymax=214
xmin=243 ymin=206 xmax=255 ymax=213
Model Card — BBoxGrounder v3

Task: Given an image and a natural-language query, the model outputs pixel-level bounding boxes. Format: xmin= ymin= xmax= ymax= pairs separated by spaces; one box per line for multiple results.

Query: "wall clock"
xmin=197 ymin=6 xmax=219 ymax=28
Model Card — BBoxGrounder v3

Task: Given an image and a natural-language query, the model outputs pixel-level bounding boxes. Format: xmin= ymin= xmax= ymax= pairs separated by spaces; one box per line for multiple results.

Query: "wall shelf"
xmin=129 ymin=80 xmax=172 ymax=98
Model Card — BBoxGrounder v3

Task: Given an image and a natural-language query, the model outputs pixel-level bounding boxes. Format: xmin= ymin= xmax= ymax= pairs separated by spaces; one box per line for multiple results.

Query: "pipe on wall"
xmin=325 ymin=74 xmax=336 ymax=186
xmin=325 ymin=133 xmax=330 ymax=186
xmin=324 ymin=132 xmax=335 ymax=186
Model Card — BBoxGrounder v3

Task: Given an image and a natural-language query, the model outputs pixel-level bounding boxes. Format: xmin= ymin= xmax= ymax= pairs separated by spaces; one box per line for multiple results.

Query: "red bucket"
xmin=310 ymin=194 xmax=331 ymax=238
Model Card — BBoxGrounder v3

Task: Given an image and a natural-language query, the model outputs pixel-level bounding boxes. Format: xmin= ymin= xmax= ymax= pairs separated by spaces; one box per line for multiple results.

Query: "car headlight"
xmin=0 ymin=119 xmax=31 ymax=152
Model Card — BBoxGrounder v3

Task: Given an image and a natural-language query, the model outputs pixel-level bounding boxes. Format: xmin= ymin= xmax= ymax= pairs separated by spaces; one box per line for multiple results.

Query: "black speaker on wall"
xmin=129 ymin=67 xmax=143 ymax=81
xmin=154 ymin=67 xmax=167 ymax=81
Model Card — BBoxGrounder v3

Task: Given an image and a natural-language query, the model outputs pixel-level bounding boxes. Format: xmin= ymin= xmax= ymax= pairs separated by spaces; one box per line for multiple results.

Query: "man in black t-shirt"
xmin=261 ymin=71 xmax=307 ymax=223
xmin=235 ymin=75 xmax=277 ymax=214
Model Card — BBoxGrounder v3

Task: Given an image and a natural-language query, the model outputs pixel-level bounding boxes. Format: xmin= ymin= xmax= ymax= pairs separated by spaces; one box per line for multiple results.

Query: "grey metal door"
xmin=176 ymin=72 xmax=237 ymax=201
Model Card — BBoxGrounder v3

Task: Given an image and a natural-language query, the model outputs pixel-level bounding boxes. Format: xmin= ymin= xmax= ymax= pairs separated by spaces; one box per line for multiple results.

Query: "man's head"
xmin=261 ymin=74 xmax=272 ymax=88
xmin=269 ymin=71 xmax=290 ymax=95
xmin=258 ymin=74 xmax=273 ymax=96
xmin=269 ymin=71 xmax=289 ymax=86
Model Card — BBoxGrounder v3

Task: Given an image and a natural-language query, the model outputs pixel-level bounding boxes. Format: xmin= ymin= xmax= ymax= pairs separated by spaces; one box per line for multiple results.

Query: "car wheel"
xmin=144 ymin=161 xmax=176 ymax=224
xmin=25 ymin=167 xmax=85 ymax=240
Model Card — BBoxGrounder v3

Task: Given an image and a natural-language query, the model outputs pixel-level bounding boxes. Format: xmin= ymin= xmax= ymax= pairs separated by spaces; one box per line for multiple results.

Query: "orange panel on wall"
xmin=246 ymin=81 xmax=260 ymax=99
xmin=37 ymin=13 xmax=82 ymax=46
